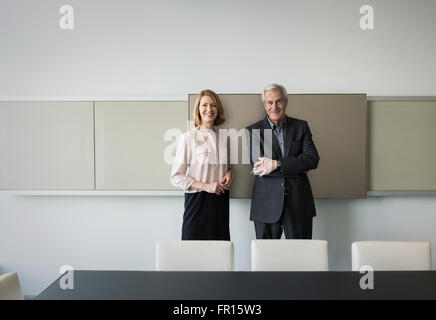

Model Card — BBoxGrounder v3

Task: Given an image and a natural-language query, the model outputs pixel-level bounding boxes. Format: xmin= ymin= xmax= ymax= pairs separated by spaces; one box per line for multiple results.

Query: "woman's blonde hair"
xmin=192 ymin=89 xmax=225 ymax=127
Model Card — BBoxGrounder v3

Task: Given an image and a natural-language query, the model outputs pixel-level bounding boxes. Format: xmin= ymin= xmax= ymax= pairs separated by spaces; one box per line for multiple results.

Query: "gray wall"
xmin=1 ymin=0 xmax=436 ymax=295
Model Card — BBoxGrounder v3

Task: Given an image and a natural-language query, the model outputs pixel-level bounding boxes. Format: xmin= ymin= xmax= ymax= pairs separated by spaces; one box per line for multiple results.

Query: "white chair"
xmin=351 ymin=241 xmax=432 ymax=271
xmin=0 ymin=272 xmax=24 ymax=300
xmin=251 ymin=240 xmax=329 ymax=271
xmin=156 ymin=241 xmax=234 ymax=271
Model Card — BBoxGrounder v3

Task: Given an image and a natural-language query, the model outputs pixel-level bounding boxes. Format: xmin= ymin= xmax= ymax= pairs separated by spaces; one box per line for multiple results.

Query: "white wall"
xmin=1 ymin=0 xmax=436 ymax=295
xmin=2 ymin=0 xmax=436 ymax=98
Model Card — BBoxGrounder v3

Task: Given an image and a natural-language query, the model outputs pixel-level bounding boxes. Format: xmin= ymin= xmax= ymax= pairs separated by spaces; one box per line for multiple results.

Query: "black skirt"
xmin=182 ymin=190 xmax=230 ymax=240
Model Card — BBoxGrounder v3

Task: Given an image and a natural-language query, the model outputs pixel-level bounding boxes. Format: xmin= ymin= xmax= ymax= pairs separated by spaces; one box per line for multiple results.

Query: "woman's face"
xmin=199 ymin=95 xmax=218 ymax=125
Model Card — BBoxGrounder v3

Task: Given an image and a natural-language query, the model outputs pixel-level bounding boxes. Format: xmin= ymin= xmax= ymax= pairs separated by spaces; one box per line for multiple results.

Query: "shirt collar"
xmin=266 ymin=115 xmax=286 ymax=130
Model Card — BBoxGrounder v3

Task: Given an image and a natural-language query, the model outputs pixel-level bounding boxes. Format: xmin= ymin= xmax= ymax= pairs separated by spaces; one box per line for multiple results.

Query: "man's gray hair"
xmin=261 ymin=83 xmax=288 ymax=104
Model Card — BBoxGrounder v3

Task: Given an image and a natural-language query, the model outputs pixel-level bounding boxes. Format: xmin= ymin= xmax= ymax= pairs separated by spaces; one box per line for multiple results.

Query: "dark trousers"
xmin=254 ymin=199 xmax=313 ymax=239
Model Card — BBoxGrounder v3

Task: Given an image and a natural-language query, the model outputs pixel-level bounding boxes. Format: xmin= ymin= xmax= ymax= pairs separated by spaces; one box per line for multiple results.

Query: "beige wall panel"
xmin=368 ymin=101 xmax=436 ymax=190
xmin=0 ymin=101 xmax=94 ymax=189
xmin=95 ymin=101 xmax=187 ymax=190
xmin=289 ymin=95 xmax=367 ymax=198
xmin=189 ymin=94 xmax=367 ymax=198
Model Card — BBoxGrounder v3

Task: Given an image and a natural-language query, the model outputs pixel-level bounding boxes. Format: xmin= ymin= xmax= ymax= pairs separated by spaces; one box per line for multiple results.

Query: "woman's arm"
xmin=170 ymin=134 xmax=195 ymax=190
xmin=190 ymin=181 xmax=226 ymax=195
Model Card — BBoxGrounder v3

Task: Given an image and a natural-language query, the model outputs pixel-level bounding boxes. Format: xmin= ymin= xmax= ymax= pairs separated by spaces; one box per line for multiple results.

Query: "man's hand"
xmin=253 ymin=157 xmax=277 ymax=177
xmin=220 ymin=170 xmax=233 ymax=189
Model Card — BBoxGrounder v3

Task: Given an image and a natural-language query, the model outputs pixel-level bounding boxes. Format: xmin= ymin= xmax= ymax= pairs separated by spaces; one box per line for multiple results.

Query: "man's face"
xmin=264 ymin=90 xmax=287 ymax=124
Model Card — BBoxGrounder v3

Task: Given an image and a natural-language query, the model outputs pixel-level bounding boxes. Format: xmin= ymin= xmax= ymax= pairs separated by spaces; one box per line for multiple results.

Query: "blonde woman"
xmin=171 ymin=89 xmax=233 ymax=240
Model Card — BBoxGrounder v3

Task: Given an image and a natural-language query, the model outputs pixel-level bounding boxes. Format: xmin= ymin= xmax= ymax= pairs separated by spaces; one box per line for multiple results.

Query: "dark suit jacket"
xmin=246 ymin=115 xmax=320 ymax=222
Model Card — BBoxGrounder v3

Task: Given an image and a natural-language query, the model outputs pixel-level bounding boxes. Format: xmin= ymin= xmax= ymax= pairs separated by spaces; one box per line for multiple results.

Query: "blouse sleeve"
xmin=170 ymin=133 xmax=195 ymax=191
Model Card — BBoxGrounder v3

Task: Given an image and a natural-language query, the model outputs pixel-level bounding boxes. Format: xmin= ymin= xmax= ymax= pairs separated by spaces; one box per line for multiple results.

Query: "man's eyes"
xmin=268 ymin=100 xmax=283 ymax=105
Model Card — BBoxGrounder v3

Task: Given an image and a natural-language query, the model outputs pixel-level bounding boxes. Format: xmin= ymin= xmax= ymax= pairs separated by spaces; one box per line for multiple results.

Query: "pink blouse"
xmin=170 ymin=127 xmax=230 ymax=193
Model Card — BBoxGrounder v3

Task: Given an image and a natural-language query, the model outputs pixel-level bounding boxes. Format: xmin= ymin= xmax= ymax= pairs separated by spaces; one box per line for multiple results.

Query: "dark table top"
xmin=36 ymin=270 xmax=436 ymax=300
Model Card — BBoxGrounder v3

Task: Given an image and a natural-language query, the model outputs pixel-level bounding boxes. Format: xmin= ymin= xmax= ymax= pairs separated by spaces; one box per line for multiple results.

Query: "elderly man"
xmin=246 ymin=84 xmax=320 ymax=239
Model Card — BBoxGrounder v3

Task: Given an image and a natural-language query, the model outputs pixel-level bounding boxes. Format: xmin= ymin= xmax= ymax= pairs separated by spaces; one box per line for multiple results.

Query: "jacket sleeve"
xmin=246 ymin=122 xmax=319 ymax=178
xmin=280 ymin=121 xmax=319 ymax=176
xmin=262 ymin=121 xmax=319 ymax=178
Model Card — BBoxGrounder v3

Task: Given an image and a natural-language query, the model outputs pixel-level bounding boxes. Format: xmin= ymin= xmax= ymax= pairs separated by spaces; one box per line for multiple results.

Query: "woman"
xmin=171 ymin=89 xmax=233 ymax=240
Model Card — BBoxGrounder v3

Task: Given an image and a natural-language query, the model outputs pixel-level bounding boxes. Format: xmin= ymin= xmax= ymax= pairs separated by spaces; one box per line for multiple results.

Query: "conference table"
xmin=36 ymin=270 xmax=436 ymax=300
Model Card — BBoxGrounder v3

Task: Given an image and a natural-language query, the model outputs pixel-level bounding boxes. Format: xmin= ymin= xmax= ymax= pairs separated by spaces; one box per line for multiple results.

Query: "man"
xmin=246 ymin=84 xmax=320 ymax=239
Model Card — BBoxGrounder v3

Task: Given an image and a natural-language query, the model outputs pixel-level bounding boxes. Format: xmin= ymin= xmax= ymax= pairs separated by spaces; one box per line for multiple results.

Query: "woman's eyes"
xmin=202 ymin=104 xmax=217 ymax=108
